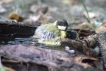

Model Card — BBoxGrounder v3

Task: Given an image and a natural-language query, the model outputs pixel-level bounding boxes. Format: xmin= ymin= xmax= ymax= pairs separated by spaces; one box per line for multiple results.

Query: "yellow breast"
xmin=60 ymin=31 xmax=66 ymax=39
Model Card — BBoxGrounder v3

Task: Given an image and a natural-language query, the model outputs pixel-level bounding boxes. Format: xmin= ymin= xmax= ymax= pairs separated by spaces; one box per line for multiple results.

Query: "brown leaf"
xmin=8 ymin=12 xmax=24 ymax=22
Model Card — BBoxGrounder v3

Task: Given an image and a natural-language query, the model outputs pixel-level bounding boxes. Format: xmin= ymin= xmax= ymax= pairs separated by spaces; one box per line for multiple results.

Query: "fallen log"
xmin=0 ymin=20 xmax=37 ymax=38
xmin=0 ymin=45 xmax=103 ymax=71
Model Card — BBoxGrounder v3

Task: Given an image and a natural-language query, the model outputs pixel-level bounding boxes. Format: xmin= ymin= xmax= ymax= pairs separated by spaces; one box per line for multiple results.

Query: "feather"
xmin=34 ymin=20 xmax=67 ymax=46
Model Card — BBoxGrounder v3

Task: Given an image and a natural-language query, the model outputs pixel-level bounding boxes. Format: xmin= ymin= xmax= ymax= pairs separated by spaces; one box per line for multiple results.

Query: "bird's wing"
xmin=33 ymin=24 xmax=48 ymax=38
xmin=35 ymin=23 xmax=59 ymax=38
xmin=34 ymin=23 xmax=62 ymax=46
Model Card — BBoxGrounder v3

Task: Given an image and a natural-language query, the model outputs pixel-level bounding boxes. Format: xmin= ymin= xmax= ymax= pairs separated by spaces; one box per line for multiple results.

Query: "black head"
xmin=56 ymin=19 xmax=68 ymax=31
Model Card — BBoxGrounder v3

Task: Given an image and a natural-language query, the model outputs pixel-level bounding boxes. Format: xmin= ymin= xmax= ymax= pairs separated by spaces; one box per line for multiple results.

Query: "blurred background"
xmin=0 ymin=0 xmax=106 ymax=25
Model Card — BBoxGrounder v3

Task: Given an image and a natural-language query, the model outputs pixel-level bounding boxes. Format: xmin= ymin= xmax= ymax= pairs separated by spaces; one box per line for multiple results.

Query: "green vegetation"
xmin=81 ymin=0 xmax=91 ymax=24
xmin=12 ymin=0 xmax=29 ymax=14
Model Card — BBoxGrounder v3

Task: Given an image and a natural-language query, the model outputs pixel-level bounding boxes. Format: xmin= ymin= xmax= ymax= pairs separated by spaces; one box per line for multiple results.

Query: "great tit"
xmin=33 ymin=19 xmax=68 ymax=46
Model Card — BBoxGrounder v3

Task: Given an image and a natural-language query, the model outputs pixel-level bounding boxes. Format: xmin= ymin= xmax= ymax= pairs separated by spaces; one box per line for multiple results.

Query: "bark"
xmin=0 ymin=45 xmax=102 ymax=71
xmin=0 ymin=20 xmax=36 ymax=38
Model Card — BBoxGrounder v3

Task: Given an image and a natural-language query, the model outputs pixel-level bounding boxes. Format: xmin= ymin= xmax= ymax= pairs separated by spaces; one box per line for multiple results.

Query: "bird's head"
xmin=54 ymin=19 xmax=68 ymax=31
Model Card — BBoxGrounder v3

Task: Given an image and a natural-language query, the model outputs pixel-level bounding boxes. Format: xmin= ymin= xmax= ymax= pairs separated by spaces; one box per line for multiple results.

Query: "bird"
xmin=33 ymin=19 xmax=68 ymax=46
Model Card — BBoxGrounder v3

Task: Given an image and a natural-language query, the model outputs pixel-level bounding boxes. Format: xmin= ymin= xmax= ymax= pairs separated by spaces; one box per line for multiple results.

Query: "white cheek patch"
xmin=57 ymin=26 xmax=66 ymax=30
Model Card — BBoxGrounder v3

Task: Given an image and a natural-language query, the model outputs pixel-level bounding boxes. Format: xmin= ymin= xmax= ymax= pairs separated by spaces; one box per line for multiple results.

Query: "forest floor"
xmin=0 ymin=0 xmax=106 ymax=71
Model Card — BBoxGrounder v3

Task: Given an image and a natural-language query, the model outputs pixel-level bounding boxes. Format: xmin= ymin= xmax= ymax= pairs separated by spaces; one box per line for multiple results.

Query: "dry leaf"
xmin=62 ymin=0 xmax=71 ymax=5
xmin=29 ymin=15 xmax=40 ymax=22
xmin=73 ymin=22 xmax=93 ymax=30
xmin=73 ymin=20 xmax=102 ymax=31
xmin=30 ymin=4 xmax=49 ymax=14
xmin=0 ymin=2 xmax=6 ymax=13
xmin=83 ymin=12 xmax=99 ymax=19
xmin=96 ymin=26 xmax=106 ymax=33
xmin=95 ymin=22 xmax=106 ymax=33
xmin=1 ymin=0 xmax=13 ymax=3
xmin=8 ymin=12 xmax=24 ymax=22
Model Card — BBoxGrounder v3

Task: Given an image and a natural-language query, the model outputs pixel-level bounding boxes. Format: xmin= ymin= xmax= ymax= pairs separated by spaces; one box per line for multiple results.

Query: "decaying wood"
xmin=98 ymin=33 xmax=106 ymax=70
xmin=0 ymin=20 xmax=38 ymax=27
xmin=0 ymin=45 xmax=102 ymax=71
xmin=3 ymin=66 xmax=16 ymax=71
xmin=0 ymin=20 xmax=104 ymax=71
xmin=61 ymin=33 xmax=100 ymax=57
xmin=74 ymin=29 xmax=95 ymax=37
xmin=0 ymin=20 xmax=37 ymax=38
